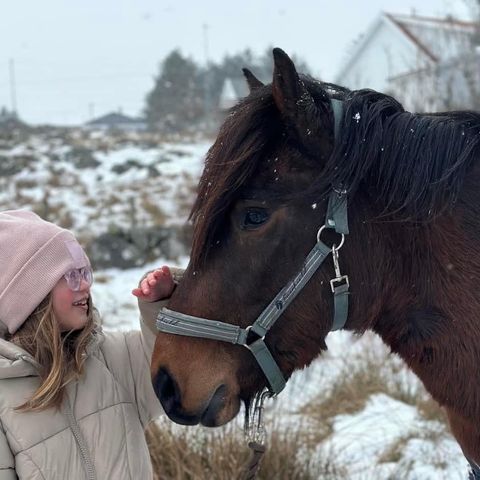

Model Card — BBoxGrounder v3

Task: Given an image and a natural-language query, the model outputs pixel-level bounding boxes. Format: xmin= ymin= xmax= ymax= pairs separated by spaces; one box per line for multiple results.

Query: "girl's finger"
xmin=160 ymin=266 xmax=171 ymax=276
xmin=153 ymin=269 xmax=163 ymax=278
xmin=141 ymin=279 xmax=150 ymax=294
xmin=149 ymin=270 xmax=163 ymax=281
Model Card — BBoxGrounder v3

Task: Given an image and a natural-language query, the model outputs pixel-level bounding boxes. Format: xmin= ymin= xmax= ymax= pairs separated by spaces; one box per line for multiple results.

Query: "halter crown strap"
xmin=325 ymin=187 xmax=349 ymax=235
xmin=331 ymin=98 xmax=343 ymax=141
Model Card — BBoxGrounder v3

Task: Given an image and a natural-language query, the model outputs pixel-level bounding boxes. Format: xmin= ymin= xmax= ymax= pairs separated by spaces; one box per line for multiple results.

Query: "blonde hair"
xmin=8 ymin=293 xmax=97 ymax=412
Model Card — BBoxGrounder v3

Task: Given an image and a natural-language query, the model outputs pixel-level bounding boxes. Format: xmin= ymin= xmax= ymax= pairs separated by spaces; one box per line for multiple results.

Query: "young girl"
xmin=0 ymin=210 xmax=178 ymax=480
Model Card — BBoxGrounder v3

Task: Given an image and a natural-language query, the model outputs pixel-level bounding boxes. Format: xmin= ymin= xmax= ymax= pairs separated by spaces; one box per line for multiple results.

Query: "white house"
xmin=336 ymin=13 xmax=478 ymax=111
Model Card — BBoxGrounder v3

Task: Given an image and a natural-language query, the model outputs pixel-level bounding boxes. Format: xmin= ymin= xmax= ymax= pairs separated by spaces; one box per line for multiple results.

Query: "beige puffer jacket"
xmin=0 ymin=298 xmax=164 ymax=480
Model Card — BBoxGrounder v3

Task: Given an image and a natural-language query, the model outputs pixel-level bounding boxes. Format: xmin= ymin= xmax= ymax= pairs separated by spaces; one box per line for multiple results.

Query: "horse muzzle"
xmin=153 ymin=367 xmax=233 ymax=427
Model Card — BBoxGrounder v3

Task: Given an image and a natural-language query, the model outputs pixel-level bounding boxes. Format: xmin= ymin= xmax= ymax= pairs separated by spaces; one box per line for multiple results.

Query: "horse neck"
xmin=347 ymin=209 xmax=480 ymax=421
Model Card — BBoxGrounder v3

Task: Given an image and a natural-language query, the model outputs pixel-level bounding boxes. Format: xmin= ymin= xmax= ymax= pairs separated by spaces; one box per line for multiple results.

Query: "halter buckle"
xmin=330 ymin=275 xmax=349 ymax=293
xmin=330 ymin=245 xmax=349 ymax=292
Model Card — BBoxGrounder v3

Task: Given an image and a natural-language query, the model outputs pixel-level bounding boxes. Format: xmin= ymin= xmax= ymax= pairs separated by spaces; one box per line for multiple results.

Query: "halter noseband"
xmin=156 ymin=98 xmax=348 ymax=396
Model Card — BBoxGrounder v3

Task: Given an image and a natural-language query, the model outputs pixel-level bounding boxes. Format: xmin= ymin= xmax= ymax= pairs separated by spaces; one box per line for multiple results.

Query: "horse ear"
xmin=242 ymin=68 xmax=264 ymax=92
xmin=271 ymin=48 xmax=333 ymax=161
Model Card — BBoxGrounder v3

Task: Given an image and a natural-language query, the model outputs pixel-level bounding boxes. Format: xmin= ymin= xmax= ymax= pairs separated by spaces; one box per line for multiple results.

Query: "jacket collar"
xmin=0 ymin=338 xmax=39 ymax=378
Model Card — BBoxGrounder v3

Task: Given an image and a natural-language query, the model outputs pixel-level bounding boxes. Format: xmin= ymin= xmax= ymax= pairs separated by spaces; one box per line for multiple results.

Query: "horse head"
xmin=149 ymin=49 xmax=361 ymax=426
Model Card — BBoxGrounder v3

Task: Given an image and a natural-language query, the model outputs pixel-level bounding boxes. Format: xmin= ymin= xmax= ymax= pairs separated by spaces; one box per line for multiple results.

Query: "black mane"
xmin=190 ymin=78 xmax=480 ymax=266
xmin=321 ymin=87 xmax=480 ymax=220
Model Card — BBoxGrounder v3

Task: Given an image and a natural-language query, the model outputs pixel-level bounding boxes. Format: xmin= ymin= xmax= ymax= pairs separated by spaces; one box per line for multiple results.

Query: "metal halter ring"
xmin=316 ymin=225 xmax=345 ymax=250
xmin=244 ymin=325 xmax=265 ymax=350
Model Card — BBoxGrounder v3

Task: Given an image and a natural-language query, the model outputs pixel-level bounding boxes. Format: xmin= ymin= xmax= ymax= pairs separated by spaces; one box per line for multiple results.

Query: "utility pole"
xmin=88 ymin=102 xmax=95 ymax=121
xmin=9 ymin=58 xmax=17 ymax=116
xmin=203 ymin=23 xmax=210 ymax=64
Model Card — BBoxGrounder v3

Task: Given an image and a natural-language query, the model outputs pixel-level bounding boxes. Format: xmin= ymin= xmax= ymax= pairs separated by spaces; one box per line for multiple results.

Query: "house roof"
xmin=386 ymin=13 xmax=476 ymax=63
xmin=86 ymin=112 xmax=145 ymax=126
xmin=336 ymin=12 xmax=476 ymax=81
xmin=385 ymin=13 xmax=438 ymax=61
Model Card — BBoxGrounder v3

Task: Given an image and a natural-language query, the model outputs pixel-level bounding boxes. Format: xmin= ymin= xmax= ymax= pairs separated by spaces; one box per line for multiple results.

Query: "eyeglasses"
xmin=63 ymin=267 xmax=93 ymax=291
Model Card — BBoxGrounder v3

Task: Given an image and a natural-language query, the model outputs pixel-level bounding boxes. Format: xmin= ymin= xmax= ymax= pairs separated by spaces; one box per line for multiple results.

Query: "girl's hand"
xmin=132 ymin=266 xmax=175 ymax=302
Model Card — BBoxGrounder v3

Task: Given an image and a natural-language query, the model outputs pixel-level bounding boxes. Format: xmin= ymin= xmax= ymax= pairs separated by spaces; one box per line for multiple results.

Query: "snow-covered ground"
xmin=0 ymin=134 xmax=211 ymax=236
xmin=2 ymin=131 xmax=470 ymax=478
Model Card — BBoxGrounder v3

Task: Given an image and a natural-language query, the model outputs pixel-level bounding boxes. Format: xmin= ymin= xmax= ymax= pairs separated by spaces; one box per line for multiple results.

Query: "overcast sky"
xmin=0 ymin=0 xmax=471 ymax=125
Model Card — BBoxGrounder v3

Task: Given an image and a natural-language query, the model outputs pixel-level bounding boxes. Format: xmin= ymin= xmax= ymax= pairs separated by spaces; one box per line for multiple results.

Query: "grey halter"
xmin=156 ymin=98 xmax=349 ymax=396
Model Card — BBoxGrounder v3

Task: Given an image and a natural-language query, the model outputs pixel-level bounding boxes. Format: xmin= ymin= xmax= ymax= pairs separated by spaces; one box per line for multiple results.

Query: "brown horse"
xmin=151 ymin=48 xmax=480 ymax=469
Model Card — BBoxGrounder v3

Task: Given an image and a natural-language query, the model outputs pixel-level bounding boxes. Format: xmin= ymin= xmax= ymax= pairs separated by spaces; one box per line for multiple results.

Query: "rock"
xmin=0 ymin=155 xmax=36 ymax=177
xmin=65 ymin=147 xmax=100 ymax=169
xmin=86 ymin=225 xmax=188 ymax=269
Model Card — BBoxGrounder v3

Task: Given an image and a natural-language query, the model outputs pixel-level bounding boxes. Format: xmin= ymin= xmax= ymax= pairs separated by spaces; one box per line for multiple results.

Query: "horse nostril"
xmin=201 ymin=384 xmax=227 ymax=427
xmin=153 ymin=367 xmax=180 ymax=413
xmin=152 ymin=367 xmax=201 ymax=426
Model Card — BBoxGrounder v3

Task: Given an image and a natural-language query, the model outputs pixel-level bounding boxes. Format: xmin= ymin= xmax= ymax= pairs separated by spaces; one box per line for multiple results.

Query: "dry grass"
xmin=140 ymin=193 xmax=168 ymax=225
xmin=378 ymin=426 xmax=452 ymax=478
xmin=416 ymin=396 xmax=448 ymax=424
xmin=300 ymin=362 xmax=385 ymax=422
xmin=15 ymin=179 xmax=38 ymax=190
xmin=300 ymin=345 xmax=447 ymax=436
xmin=93 ymin=273 xmax=110 ymax=284
xmin=84 ymin=198 xmax=98 ymax=208
xmin=145 ymin=420 xmax=346 ymax=480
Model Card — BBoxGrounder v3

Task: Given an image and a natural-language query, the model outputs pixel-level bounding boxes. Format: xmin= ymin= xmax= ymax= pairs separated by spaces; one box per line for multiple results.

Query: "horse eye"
xmin=242 ymin=208 xmax=269 ymax=229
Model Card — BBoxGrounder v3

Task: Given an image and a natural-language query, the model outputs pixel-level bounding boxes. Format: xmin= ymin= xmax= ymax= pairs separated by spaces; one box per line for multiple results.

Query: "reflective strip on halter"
xmin=157 ymin=310 xmax=248 ymax=344
xmin=249 ymin=240 xmax=332 ymax=338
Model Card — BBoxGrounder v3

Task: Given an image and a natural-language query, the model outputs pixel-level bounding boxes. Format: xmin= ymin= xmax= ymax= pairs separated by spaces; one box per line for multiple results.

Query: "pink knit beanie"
xmin=0 ymin=210 xmax=90 ymax=334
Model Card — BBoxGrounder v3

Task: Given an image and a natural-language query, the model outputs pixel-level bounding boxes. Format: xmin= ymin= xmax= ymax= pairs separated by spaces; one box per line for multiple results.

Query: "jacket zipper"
xmin=65 ymin=401 xmax=97 ymax=480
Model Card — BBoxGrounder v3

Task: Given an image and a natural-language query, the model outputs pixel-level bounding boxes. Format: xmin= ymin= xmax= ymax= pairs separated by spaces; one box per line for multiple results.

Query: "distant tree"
xmin=462 ymin=0 xmax=480 ymax=109
xmin=146 ymin=48 xmax=314 ymax=134
xmin=197 ymin=49 xmax=259 ymax=116
xmin=145 ymin=50 xmax=203 ymax=132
